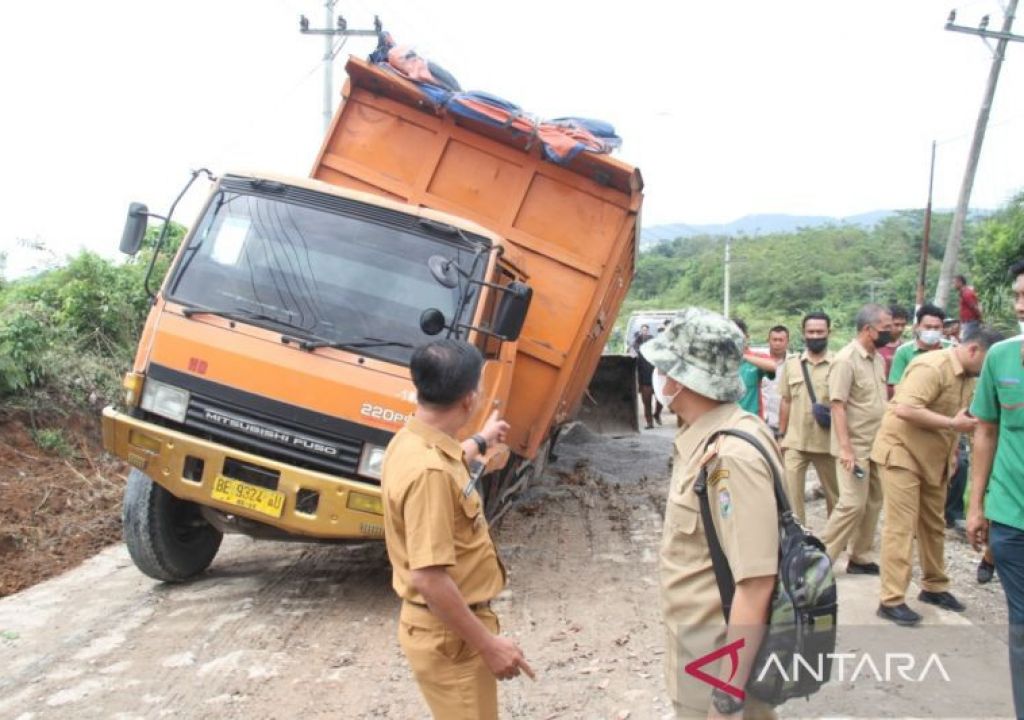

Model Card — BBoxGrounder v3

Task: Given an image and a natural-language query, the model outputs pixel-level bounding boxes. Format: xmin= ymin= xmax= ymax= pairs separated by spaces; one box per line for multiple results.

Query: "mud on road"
xmin=0 ymin=425 xmax=675 ymax=720
xmin=0 ymin=422 xmax=1012 ymax=719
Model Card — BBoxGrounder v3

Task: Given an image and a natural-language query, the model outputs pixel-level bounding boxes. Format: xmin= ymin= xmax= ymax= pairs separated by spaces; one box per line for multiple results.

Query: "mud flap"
xmin=576 ymin=354 xmax=639 ymax=435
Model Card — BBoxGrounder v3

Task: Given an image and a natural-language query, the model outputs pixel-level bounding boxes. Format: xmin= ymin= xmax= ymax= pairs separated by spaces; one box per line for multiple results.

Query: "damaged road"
xmin=0 ymin=425 xmax=672 ymax=720
xmin=0 ymin=423 xmax=1016 ymax=719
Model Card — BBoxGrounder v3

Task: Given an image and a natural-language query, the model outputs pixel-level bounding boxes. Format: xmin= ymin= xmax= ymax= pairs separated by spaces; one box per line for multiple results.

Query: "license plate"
xmin=211 ymin=475 xmax=285 ymax=518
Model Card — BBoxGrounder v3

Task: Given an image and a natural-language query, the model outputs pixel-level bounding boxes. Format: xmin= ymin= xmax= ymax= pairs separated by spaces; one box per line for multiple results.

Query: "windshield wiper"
xmin=280 ymin=335 xmax=414 ymax=352
xmin=180 ymin=304 xmax=307 ymax=331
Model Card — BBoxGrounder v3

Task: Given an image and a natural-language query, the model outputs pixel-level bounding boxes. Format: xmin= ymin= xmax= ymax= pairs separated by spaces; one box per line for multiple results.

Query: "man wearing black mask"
xmin=778 ymin=312 xmax=838 ymax=524
xmin=819 ymin=304 xmax=893 ymax=574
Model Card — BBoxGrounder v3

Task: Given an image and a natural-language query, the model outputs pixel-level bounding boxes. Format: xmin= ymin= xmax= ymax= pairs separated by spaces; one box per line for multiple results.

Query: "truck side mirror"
xmin=493 ymin=282 xmax=532 ymax=341
xmin=419 ymin=308 xmax=447 ymax=336
xmin=119 ymin=202 xmax=149 ymax=256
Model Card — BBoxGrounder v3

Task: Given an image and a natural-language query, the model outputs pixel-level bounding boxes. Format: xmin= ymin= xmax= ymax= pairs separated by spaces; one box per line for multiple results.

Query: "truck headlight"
xmin=140 ymin=379 xmax=190 ymax=424
xmin=358 ymin=444 xmax=386 ymax=480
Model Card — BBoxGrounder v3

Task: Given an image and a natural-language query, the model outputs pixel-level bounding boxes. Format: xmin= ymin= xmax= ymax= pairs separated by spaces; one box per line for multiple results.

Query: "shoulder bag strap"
xmin=694 ymin=428 xmax=791 ymax=622
xmin=800 ymin=358 xmax=818 ymax=405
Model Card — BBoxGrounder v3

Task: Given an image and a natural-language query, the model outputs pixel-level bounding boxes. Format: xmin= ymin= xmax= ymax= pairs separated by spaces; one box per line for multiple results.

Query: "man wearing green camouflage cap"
xmin=642 ymin=307 xmax=780 ymax=719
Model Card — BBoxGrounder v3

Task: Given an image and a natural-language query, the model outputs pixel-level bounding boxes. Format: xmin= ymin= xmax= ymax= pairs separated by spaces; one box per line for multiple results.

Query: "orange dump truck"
xmin=102 ymin=55 xmax=643 ymax=581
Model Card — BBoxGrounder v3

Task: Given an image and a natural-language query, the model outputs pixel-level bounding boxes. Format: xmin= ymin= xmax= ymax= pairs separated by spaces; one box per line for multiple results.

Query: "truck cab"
xmin=103 ymin=172 xmax=529 ymax=581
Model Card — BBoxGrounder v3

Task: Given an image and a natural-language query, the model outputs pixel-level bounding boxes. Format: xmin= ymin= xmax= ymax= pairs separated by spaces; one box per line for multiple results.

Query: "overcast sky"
xmin=1 ymin=0 xmax=1021 ymax=276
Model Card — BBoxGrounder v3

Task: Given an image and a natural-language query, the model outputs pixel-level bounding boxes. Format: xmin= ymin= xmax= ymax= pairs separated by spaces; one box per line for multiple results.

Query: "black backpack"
xmin=694 ymin=428 xmax=838 ymax=706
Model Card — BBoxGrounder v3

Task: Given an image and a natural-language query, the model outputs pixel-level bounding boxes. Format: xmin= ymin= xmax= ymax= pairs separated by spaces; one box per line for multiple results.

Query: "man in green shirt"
xmin=887 ymin=303 xmax=951 ymax=388
xmin=732 ymin=318 xmax=778 ymax=418
xmin=967 ymin=259 xmax=1024 ymax=720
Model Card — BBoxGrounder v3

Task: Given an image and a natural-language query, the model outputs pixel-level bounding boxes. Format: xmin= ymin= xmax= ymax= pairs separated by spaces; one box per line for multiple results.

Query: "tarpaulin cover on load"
xmin=368 ymin=35 xmax=623 ymax=165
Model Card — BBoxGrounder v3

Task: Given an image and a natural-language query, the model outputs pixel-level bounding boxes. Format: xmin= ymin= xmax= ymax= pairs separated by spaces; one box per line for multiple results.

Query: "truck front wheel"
xmin=122 ymin=469 xmax=223 ymax=582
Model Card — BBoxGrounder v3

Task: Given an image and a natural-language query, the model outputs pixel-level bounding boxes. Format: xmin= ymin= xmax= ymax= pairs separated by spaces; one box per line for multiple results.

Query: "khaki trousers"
xmin=398 ymin=601 xmax=499 ymax=720
xmin=783 ymin=449 xmax=839 ymax=524
xmin=879 ymin=465 xmax=950 ymax=606
xmin=820 ymin=458 xmax=883 ymax=564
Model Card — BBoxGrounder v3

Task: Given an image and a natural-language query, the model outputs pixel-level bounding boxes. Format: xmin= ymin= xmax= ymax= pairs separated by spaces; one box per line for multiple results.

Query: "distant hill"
xmin=640 ymin=210 xmax=899 ymax=247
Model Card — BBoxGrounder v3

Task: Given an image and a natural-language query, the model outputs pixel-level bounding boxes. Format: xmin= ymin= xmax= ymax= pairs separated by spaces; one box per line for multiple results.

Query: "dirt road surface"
xmin=0 ymin=422 xmax=1016 ymax=719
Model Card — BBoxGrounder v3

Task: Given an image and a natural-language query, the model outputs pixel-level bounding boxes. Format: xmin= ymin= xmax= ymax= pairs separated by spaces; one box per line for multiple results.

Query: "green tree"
xmin=970 ymin=191 xmax=1024 ymax=330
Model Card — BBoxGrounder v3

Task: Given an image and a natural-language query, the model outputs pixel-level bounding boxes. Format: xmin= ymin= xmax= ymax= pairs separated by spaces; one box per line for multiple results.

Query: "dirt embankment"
xmin=0 ymin=412 xmax=128 ymax=598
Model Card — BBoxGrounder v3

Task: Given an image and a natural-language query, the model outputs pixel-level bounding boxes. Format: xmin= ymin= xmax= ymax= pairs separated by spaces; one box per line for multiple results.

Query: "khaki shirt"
xmin=779 ymin=351 xmax=834 ymax=454
xmin=381 ymin=416 xmax=505 ymax=606
xmin=828 ymin=340 xmax=887 ymax=458
xmin=870 ymin=348 xmax=975 ymax=485
xmin=661 ymin=403 xmax=780 ymax=705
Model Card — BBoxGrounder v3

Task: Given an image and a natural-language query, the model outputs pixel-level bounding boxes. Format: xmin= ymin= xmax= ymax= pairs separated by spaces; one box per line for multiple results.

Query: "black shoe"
xmin=653 ymin=412 xmax=662 ymax=426
xmin=918 ymin=590 xmax=966 ymax=612
xmin=977 ymin=559 xmax=995 ymax=585
xmin=847 ymin=560 xmax=880 ymax=575
xmin=877 ymin=603 xmax=922 ymax=627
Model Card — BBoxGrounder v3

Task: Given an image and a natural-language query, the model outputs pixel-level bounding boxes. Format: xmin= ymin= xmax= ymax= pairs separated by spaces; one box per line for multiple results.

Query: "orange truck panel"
xmin=313 ymin=57 xmax=643 ymax=458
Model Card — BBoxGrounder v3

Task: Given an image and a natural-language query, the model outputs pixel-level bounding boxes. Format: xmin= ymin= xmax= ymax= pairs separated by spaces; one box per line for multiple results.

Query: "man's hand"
xmin=481 ymin=635 xmax=535 ymax=681
xmin=966 ymin=509 xmax=989 ymax=551
xmin=949 ymin=409 xmax=978 ymax=434
xmin=479 ymin=409 xmax=510 ymax=447
xmin=838 ymin=445 xmax=856 ymax=473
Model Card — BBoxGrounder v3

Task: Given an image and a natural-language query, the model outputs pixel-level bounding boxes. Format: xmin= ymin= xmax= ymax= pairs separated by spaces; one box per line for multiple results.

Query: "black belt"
xmin=406 ymin=599 xmax=491 ymax=612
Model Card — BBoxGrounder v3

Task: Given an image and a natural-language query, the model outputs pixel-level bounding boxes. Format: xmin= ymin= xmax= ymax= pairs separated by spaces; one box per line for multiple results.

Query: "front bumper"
xmin=102 ymin=406 xmax=384 ymax=541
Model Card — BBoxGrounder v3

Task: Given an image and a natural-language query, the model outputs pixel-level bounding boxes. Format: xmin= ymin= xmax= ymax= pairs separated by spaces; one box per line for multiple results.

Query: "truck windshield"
xmin=167 ymin=189 xmax=485 ymax=364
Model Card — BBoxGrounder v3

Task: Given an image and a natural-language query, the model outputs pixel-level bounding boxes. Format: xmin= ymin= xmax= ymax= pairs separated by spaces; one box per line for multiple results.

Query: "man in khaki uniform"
xmin=641 ymin=308 xmax=779 ymax=719
xmin=872 ymin=326 xmax=1002 ymax=626
xmin=382 ymin=339 xmax=533 ymax=719
xmin=778 ymin=311 xmax=838 ymax=523
xmin=819 ymin=304 xmax=893 ymax=573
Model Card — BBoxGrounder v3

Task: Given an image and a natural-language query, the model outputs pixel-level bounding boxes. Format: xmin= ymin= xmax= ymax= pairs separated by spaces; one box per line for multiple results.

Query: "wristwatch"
xmin=711 ymin=688 xmax=745 ymax=716
xmin=471 ymin=433 xmax=488 ymax=455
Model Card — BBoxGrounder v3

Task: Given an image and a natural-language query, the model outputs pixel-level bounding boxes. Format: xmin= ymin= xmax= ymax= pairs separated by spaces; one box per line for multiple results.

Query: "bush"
xmin=0 ymin=222 xmax=186 ymax=407
xmin=31 ymin=428 xmax=73 ymax=457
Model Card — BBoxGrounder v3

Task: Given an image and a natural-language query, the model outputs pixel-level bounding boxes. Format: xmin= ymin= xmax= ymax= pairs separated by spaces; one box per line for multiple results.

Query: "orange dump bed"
xmin=312 ymin=57 xmax=643 ymax=459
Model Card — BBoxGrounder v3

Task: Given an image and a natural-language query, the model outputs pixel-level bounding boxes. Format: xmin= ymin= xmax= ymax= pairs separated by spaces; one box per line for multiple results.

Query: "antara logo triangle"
xmin=683 ymin=637 xmax=746 ymax=700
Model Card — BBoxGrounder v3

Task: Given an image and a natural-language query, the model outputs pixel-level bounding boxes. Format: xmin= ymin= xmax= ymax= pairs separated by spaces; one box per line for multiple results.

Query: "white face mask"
xmin=653 ymin=369 xmax=681 ymax=408
xmin=918 ymin=329 xmax=943 ymax=346
xmin=1018 ymin=320 xmax=1024 ymax=336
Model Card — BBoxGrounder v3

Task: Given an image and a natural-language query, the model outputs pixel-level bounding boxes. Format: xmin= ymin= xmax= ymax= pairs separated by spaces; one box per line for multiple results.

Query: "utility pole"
xmin=916 ymin=140 xmax=937 ymax=308
xmin=935 ymin=1 xmax=1023 ymax=308
xmin=299 ymin=4 xmax=382 ymax=132
xmin=723 ymin=236 xmax=731 ymax=318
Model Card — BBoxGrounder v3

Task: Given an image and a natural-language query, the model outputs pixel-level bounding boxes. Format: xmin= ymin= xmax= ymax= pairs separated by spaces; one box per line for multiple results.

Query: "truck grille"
xmin=142 ymin=364 xmax=392 ymax=482
xmin=184 ymin=392 xmax=363 ymax=477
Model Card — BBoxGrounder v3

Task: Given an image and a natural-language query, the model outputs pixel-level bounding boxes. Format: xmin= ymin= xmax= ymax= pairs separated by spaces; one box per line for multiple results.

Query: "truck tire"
xmin=122 ymin=468 xmax=223 ymax=582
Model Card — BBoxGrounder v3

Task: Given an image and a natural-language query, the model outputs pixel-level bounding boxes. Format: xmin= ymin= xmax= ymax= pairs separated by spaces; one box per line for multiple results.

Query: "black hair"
xmin=915 ymin=302 xmax=946 ymax=324
xmin=802 ymin=311 xmax=832 ymax=330
xmin=410 ymin=339 xmax=483 ymax=407
xmin=943 ymin=318 xmax=960 ymax=327
xmin=955 ymin=274 xmax=968 ymax=283
xmin=731 ymin=317 xmax=748 ymax=335
xmin=962 ymin=324 xmax=1004 ymax=349
xmin=889 ymin=305 xmax=910 ymax=322
xmin=1009 ymin=259 xmax=1024 ymax=281
xmin=768 ymin=325 xmax=790 ymax=337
